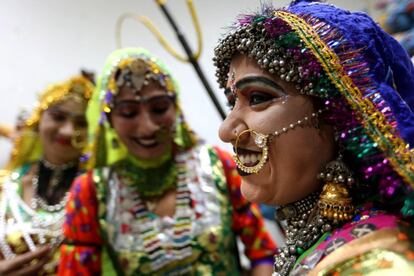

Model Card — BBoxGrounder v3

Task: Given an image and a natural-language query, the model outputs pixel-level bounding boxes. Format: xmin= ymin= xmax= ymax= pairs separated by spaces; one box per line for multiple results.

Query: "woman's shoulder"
xmin=71 ymin=167 xmax=108 ymax=192
xmin=306 ymin=211 xmax=414 ymax=275
xmin=74 ymin=167 xmax=110 ymax=183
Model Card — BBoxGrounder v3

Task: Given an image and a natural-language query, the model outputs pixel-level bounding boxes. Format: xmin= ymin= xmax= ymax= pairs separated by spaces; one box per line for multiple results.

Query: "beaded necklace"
xmin=111 ymin=152 xmax=193 ymax=272
xmin=31 ymin=161 xmax=73 ymax=212
xmin=273 ymin=192 xmax=334 ymax=276
xmin=0 ymin=171 xmax=65 ymax=260
xmin=115 ymin=157 xmax=177 ymax=199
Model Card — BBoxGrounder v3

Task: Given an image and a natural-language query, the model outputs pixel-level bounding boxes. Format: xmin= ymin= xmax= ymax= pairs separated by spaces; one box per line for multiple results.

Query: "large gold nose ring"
xmin=234 ymin=129 xmax=269 ymax=174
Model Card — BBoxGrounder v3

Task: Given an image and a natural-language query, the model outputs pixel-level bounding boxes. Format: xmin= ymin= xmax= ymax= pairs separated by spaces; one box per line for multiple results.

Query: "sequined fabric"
xmin=58 ymin=145 xmax=277 ymax=275
xmin=289 ymin=204 xmax=414 ymax=275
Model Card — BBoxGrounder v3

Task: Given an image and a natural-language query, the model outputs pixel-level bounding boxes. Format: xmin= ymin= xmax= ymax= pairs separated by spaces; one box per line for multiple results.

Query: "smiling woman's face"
xmin=38 ymin=98 xmax=87 ymax=165
xmin=219 ymin=55 xmax=336 ymax=205
xmin=110 ymin=81 xmax=176 ymax=160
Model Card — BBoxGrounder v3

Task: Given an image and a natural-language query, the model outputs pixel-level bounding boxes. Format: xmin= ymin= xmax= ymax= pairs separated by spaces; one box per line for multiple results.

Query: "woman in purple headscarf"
xmin=213 ymin=0 xmax=414 ymax=275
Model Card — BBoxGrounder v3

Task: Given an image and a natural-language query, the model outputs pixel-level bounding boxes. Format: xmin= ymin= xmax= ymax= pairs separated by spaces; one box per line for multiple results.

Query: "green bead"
xmin=296 ymin=247 xmax=305 ymax=254
xmin=253 ymin=16 xmax=266 ymax=23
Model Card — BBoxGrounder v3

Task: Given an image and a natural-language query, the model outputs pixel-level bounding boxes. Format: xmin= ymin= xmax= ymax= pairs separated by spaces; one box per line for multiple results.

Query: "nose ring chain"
xmin=234 ymin=109 xmax=323 ymax=174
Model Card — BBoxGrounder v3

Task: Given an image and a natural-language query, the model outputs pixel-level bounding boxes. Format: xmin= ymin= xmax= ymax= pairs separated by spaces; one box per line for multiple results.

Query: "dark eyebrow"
xmin=48 ymin=107 xmax=84 ymax=118
xmin=114 ymin=94 xmax=176 ymax=106
xmin=235 ymin=76 xmax=283 ymax=91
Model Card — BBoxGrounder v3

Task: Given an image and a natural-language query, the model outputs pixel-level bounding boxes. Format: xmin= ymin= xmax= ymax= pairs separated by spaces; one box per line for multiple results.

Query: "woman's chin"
xmin=240 ymin=179 xmax=269 ymax=204
xmin=239 ymin=164 xmax=275 ymax=204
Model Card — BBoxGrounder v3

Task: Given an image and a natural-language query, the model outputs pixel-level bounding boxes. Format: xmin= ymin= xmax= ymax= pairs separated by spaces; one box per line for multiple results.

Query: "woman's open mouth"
xmin=55 ymin=137 xmax=71 ymax=146
xmin=132 ymin=137 xmax=159 ymax=148
xmin=234 ymin=147 xmax=263 ymax=176
xmin=236 ymin=148 xmax=262 ymax=166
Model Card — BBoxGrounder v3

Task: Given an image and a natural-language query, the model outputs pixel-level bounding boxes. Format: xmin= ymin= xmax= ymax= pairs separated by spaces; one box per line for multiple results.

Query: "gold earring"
xmin=234 ymin=129 xmax=269 ymax=174
xmin=71 ymin=130 xmax=87 ymax=150
xmin=317 ymin=159 xmax=355 ymax=222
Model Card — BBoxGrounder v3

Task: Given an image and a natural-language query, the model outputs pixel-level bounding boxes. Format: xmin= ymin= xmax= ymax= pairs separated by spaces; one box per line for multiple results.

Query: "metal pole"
xmin=156 ymin=2 xmax=226 ymax=120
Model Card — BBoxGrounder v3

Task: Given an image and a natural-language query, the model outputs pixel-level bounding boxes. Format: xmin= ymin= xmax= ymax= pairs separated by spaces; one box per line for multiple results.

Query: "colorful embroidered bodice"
xmin=289 ymin=205 xmax=414 ymax=275
xmin=59 ymin=145 xmax=277 ymax=275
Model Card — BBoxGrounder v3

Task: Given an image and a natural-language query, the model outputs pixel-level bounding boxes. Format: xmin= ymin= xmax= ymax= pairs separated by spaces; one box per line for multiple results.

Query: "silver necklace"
xmin=0 ymin=173 xmax=65 ymax=260
xmin=273 ymin=192 xmax=333 ymax=276
xmin=31 ymin=162 xmax=71 ymax=212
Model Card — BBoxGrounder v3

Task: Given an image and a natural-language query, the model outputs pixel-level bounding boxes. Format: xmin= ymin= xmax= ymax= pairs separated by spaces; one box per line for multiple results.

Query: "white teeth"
xmin=239 ymin=152 xmax=262 ymax=165
xmin=239 ymin=155 xmax=246 ymax=163
xmin=250 ymin=154 xmax=258 ymax=164
xmin=137 ymin=139 xmax=156 ymax=145
xmin=245 ymin=155 xmax=251 ymax=163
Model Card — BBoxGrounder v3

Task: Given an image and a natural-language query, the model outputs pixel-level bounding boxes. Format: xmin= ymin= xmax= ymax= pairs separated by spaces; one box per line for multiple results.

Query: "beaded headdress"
xmin=5 ymin=75 xmax=94 ymax=171
xmin=85 ymin=48 xmax=197 ymax=169
xmin=213 ymin=0 xmax=414 ymax=216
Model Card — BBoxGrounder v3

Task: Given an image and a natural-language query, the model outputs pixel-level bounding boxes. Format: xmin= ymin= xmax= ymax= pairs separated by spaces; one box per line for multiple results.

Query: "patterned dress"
xmin=291 ymin=204 xmax=414 ymax=275
xmin=58 ymin=145 xmax=277 ymax=275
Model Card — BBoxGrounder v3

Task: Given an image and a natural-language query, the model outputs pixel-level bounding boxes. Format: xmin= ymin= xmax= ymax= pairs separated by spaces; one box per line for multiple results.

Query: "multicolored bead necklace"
xmin=116 ymin=153 xmax=193 ymax=272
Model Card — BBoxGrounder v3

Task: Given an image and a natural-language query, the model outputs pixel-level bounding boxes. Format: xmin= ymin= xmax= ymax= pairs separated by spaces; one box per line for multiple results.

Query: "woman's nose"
xmin=136 ymin=111 xmax=160 ymax=135
xmin=218 ymin=111 xmax=248 ymax=145
xmin=59 ymin=121 xmax=75 ymax=137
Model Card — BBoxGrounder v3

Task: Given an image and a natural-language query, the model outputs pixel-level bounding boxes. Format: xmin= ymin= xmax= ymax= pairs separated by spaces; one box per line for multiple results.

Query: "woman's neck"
xmin=115 ymin=155 xmax=177 ymax=199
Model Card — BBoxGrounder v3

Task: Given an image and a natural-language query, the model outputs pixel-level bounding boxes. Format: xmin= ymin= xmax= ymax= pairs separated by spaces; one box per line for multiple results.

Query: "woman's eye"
xmin=117 ymin=107 xmax=138 ymax=118
xmin=151 ymin=106 xmax=169 ymax=115
xmin=113 ymin=103 xmax=140 ymax=118
xmin=49 ymin=111 xmax=66 ymax=122
xmin=149 ymin=99 xmax=172 ymax=115
xmin=249 ymin=92 xmax=274 ymax=106
xmin=119 ymin=110 xmax=138 ymax=118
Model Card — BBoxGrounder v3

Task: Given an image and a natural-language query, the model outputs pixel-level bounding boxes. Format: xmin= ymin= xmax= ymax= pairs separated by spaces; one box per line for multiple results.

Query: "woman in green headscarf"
xmin=58 ymin=48 xmax=277 ymax=275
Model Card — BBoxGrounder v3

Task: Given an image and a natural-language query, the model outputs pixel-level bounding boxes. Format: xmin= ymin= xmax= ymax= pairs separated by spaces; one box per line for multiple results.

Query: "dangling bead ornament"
xmin=233 ymin=109 xmax=323 ymax=174
xmin=317 ymin=158 xmax=355 ymax=221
